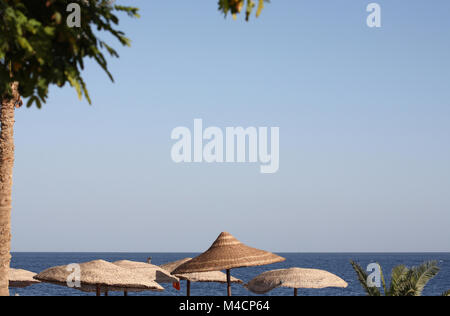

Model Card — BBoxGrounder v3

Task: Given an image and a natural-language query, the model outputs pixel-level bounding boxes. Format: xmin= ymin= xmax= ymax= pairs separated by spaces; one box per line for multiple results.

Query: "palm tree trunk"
xmin=0 ymin=82 xmax=19 ymax=296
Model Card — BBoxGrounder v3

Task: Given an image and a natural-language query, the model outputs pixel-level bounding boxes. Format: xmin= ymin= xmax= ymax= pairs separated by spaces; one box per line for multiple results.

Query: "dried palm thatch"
xmin=173 ymin=232 xmax=285 ymax=274
xmin=9 ymin=269 xmax=40 ymax=288
xmin=34 ymin=260 xmax=164 ymax=296
xmin=160 ymin=258 xmax=192 ymax=274
xmin=161 ymin=258 xmax=243 ymax=296
xmin=172 ymin=232 xmax=285 ymax=296
xmin=246 ymin=268 xmax=348 ymax=296
xmin=113 ymin=260 xmax=179 ymax=284
xmin=177 ymin=271 xmax=242 ymax=284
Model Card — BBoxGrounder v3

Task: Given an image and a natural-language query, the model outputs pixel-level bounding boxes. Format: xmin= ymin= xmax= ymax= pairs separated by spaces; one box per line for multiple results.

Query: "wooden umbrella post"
xmin=187 ymin=280 xmax=191 ymax=297
xmin=227 ymin=269 xmax=232 ymax=297
xmin=96 ymin=285 xmax=101 ymax=297
xmin=104 ymin=290 xmax=109 ymax=297
xmin=294 ymin=288 xmax=298 ymax=296
xmin=124 ymin=290 xmax=128 ymax=296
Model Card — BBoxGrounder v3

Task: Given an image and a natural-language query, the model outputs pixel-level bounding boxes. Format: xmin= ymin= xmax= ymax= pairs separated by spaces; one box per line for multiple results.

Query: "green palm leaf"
xmin=410 ymin=261 xmax=440 ymax=296
xmin=389 ymin=264 xmax=409 ymax=296
xmin=352 ymin=260 xmax=442 ymax=296
xmin=378 ymin=263 xmax=388 ymax=296
xmin=350 ymin=260 xmax=381 ymax=296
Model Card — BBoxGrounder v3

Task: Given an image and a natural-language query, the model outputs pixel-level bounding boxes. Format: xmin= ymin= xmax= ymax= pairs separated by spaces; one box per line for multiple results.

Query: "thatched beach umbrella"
xmin=246 ymin=268 xmax=348 ymax=296
xmin=113 ymin=260 xmax=178 ymax=296
xmin=34 ymin=260 xmax=164 ymax=296
xmin=9 ymin=269 xmax=40 ymax=288
xmin=161 ymin=258 xmax=243 ymax=296
xmin=172 ymin=232 xmax=285 ymax=296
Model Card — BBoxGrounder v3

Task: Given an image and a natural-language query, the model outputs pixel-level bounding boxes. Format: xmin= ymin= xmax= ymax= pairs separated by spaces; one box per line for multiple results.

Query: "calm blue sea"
xmin=10 ymin=253 xmax=450 ymax=296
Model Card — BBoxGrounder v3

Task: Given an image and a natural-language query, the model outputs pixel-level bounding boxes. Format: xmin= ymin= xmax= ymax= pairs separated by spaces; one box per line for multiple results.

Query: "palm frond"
xmin=378 ymin=262 xmax=388 ymax=296
xmin=389 ymin=264 xmax=409 ymax=296
xmin=410 ymin=261 xmax=440 ymax=296
xmin=350 ymin=260 xmax=381 ymax=296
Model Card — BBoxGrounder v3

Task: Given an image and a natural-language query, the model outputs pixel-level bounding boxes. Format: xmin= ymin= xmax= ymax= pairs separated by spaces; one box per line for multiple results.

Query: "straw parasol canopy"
xmin=34 ymin=260 xmax=164 ymax=296
xmin=113 ymin=260 xmax=179 ymax=284
xmin=161 ymin=258 xmax=243 ymax=296
xmin=9 ymin=269 xmax=40 ymax=288
xmin=246 ymin=268 xmax=348 ymax=296
xmin=173 ymin=232 xmax=285 ymax=296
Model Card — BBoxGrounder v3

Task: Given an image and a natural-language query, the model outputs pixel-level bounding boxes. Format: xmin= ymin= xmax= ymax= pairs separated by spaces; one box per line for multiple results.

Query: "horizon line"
xmin=10 ymin=251 xmax=450 ymax=254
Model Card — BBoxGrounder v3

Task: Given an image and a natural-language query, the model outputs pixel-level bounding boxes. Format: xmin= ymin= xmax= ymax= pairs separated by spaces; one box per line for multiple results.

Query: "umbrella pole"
xmin=187 ymin=280 xmax=191 ymax=297
xmin=124 ymin=290 xmax=128 ymax=296
xmin=104 ymin=290 xmax=109 ymax=297
xmin=226 ymin=269 xmax=232 ymax=297
xmin=96 ymin=285 xmax=101 ymax=297
xmin=294 ymin=288 xmax=298 ymax=296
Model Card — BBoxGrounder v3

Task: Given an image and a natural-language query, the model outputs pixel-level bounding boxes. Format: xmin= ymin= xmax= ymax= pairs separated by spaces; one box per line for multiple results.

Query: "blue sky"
xmin=11 ymin=0 xmax=450 ymax=252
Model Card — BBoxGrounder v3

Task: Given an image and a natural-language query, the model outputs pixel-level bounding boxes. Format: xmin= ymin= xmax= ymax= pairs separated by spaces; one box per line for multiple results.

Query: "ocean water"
xmin=10 ymin=252 xmax=450 ymax=296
